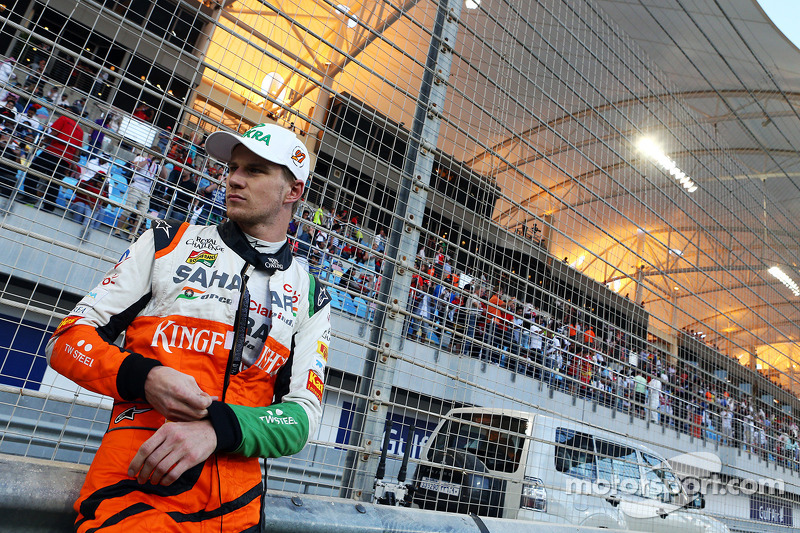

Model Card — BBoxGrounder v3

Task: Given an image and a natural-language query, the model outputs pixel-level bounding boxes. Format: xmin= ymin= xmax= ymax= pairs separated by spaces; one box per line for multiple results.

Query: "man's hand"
xmin=128 ymin=420 xmax=217 ymax=486
xmin=144 ymin=366 xmax=214 ymax=421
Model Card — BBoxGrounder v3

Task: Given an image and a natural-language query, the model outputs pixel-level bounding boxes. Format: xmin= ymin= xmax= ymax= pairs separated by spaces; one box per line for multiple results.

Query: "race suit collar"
xmin=218 ymin=221 xmax=293 ymax=273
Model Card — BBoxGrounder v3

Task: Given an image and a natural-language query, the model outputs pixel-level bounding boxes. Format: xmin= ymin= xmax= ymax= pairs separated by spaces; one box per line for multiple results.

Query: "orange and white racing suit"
xmin=46 ymin=219 xmax=331 ymax=532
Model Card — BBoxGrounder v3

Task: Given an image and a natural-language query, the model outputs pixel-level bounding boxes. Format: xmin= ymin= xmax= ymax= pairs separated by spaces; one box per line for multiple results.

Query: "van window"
xmin=595 ymin=440 xmax=640 ymax=495
xmin=428 ymin=412 xmax=527 ymax=473
xmin=554 ymin=428 xmax=596 ymax=480
xmin=641 ymin=452 xmax=683 ymax=503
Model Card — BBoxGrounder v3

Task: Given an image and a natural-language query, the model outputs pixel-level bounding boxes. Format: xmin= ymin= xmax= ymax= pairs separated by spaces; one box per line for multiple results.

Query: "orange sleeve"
xmin=46 ymin=230 xmax=161 ymax=401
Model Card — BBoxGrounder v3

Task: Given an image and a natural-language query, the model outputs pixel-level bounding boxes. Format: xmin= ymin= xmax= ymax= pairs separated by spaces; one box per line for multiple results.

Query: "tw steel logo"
xmin=150 ymin=320 xmax=227 ymax=355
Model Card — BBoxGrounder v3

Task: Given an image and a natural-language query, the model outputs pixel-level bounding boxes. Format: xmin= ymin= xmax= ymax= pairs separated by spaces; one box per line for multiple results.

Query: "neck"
xmin=237 ymin=221 xmax=287 ymax=242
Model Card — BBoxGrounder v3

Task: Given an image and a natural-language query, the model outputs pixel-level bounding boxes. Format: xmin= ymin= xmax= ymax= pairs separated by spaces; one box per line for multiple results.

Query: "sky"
xmin=757 ymin=0 xmax=800 ymax=49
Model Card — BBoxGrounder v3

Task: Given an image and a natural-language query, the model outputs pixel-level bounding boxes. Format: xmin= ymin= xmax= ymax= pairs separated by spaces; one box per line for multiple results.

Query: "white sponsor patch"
xmin=259 ymin=408 xmax=297 ymax=425
xmin=80 ymin=288 xmax=108 ymax=307
xmin=224 ymin=330 xmax=234 ymax=350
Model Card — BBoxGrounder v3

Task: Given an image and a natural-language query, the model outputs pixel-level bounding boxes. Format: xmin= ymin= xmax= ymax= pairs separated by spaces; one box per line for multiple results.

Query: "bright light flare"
xmin=769 ymin=266 xmax=800 ymax=296
xmin=637 ymin=137 xmax=697 ymax=193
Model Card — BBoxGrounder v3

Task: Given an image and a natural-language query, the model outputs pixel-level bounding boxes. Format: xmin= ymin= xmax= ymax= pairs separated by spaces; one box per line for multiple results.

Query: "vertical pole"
xmin=179 ymin=6 xmax=225 ymax=129
xmin=669 ymin=292 xmax=679 ymax=362
xmin=340 ymin=0 xmax=461 ymax=501
xmin=541 ymin=213 xmax=553 ymax=252
xmin=634 ymin=266 xmax=645 ymax=305
xmin=634 ymin=229 xmax=645 ymax=305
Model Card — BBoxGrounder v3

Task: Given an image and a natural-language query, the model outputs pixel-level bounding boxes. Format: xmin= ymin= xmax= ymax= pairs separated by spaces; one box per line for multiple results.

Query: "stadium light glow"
xmin=768 ymin=266 xmax=800 ymax=296
xmin=637 ymin=138 xmax=697 ymax=193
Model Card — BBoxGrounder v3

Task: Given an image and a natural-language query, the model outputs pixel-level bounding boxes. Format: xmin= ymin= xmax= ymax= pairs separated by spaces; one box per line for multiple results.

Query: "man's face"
xmin=225 ymin=144 xmax=298 ymax=229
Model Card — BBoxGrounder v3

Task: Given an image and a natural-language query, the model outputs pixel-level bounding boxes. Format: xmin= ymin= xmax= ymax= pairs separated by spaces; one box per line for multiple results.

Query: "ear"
xmin=284 ymin=180 xmax=305 ymax=204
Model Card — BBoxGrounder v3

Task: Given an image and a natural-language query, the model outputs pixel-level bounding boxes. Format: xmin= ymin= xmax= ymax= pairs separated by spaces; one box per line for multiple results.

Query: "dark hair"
xmin=281 ymin=165 xmax=295 ymax=185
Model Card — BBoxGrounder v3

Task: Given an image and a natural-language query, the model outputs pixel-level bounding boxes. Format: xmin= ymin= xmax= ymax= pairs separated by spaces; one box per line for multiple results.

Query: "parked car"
xmin=412 ymin=407 xmax=729 ymax=533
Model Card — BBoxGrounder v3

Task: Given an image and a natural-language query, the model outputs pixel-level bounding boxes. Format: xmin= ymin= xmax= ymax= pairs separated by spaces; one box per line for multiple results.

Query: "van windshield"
xmin=428 ymin=412 xmax=528 ymax=473
xmin=554 ymin=429 xmax=641 ymax=495
xmin=641 ymin=452 xmax=686 ymax=503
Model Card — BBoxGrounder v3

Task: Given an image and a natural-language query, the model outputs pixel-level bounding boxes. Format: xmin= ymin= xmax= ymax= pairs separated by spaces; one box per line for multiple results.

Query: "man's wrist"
xmin=207 ymin=401 xmax=242 ymax=453
xmin=118 ymin=353 xmax=163 ymax=401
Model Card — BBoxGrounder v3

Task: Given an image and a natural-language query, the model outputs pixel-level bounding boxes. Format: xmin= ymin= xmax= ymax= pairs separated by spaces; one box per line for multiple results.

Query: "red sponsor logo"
xmin=253 ymin=342 xmax=289 ymax=376
xmin=306 ymin=370 xmax=324 ymax=402
xmin=54 ymin=315 xmax=81 ymax=336
xmin=185 ymin=250 xmax=218 ymax=266
xmin=317 ymin=341 xmax=328 ymax=362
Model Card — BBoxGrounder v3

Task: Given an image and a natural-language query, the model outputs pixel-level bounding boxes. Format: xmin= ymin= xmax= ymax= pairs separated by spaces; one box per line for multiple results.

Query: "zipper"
xmin=222 ymin=263 xmax=253 ymax=401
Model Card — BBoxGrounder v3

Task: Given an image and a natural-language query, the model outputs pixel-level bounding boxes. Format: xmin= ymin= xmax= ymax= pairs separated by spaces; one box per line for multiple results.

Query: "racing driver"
xmin=46 ymin=123 xmax=331 ymax=532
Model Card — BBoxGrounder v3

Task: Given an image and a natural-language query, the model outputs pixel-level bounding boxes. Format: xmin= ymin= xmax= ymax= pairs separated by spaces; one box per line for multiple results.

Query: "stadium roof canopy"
xmin=218 ymin=0 xmax=800 ymax=378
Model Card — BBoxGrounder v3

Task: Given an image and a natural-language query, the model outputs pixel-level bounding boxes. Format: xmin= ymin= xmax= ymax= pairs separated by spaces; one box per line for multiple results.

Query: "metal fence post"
xmin=340 ymin=0 xmax=462 ymax=501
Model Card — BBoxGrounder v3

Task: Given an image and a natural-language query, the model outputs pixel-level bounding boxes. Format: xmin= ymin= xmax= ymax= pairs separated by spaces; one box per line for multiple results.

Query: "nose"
xmin=226 ymin=168 xmax=246 ymax=189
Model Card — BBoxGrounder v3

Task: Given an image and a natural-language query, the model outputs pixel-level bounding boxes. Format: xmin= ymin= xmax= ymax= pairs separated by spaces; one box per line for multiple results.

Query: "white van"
xmin=411 ymin=407 xmax=729 ymax=533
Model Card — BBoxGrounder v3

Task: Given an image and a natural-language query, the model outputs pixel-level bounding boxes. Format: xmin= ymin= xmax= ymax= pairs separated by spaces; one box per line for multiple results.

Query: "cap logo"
xmin=291 ymin=147 xmax=306 ymax=167
xmin=242 ymin=126 xmax=271 ymax=147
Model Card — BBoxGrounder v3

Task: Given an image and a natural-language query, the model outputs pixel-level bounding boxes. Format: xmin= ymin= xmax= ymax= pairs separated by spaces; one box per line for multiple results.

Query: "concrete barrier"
xmin=0 ymin=454 xmax=617 ymax=533
xmin=0 ymin=454 xmax=86 ymax=532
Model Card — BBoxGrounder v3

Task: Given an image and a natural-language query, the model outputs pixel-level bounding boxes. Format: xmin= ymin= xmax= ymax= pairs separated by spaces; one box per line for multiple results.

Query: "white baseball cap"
xmin=205 ymin=123 xmax=310 ymax=185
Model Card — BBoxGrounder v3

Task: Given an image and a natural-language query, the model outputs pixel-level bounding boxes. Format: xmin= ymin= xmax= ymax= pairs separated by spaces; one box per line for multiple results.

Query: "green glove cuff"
xmin=229 ymin=402 xmax=310 ymax=458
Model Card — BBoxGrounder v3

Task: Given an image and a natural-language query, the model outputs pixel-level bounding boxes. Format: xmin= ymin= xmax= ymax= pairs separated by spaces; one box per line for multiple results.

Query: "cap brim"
xmin=206 ymin=130 xmax=299 ymax=173
xmin=204 ymin=130 xmax=242 ymax=162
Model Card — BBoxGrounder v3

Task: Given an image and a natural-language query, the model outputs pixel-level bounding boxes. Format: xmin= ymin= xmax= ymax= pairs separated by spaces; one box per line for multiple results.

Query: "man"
xmin=486 ymin=286 xmax=505 ymax=359
xmin=647 ymin=372 xmax=662 ymax=424
xmin=633 ymin=370 xmax=648 ymax=419
xmin=22 ymin=103 xmax=84 ymax=210
xmin=46 ymin=123 xmax=331 ymax=531
xmin=463 ymin=284 xmax=482 ymax=358
xmin=15 ymin=103 xmax=44 ymax=142
xmin=114 ymin=150 xmax=166 ymax=237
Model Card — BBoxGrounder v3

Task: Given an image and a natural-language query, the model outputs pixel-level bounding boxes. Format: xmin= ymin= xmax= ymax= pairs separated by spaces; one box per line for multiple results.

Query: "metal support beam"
xmin=339 ymin=0 xmax=461 ymax=501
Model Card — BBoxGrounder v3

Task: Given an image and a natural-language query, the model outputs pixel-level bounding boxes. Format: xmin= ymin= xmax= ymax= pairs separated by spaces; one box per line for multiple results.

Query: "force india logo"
xmin=306 ymin=369 xmax=324 ymax=402
xmin=186 ymin=250 xmax=218 ymax=267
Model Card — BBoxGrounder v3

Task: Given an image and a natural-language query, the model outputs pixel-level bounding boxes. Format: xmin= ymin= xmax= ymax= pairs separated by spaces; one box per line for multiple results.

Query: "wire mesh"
xmin=0 ymin=0 xmax=799 ymax=530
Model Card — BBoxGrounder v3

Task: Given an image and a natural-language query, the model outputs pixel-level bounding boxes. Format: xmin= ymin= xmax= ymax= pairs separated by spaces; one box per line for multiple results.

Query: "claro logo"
xmin=150 ymin=320 xmax=226 ymax=355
